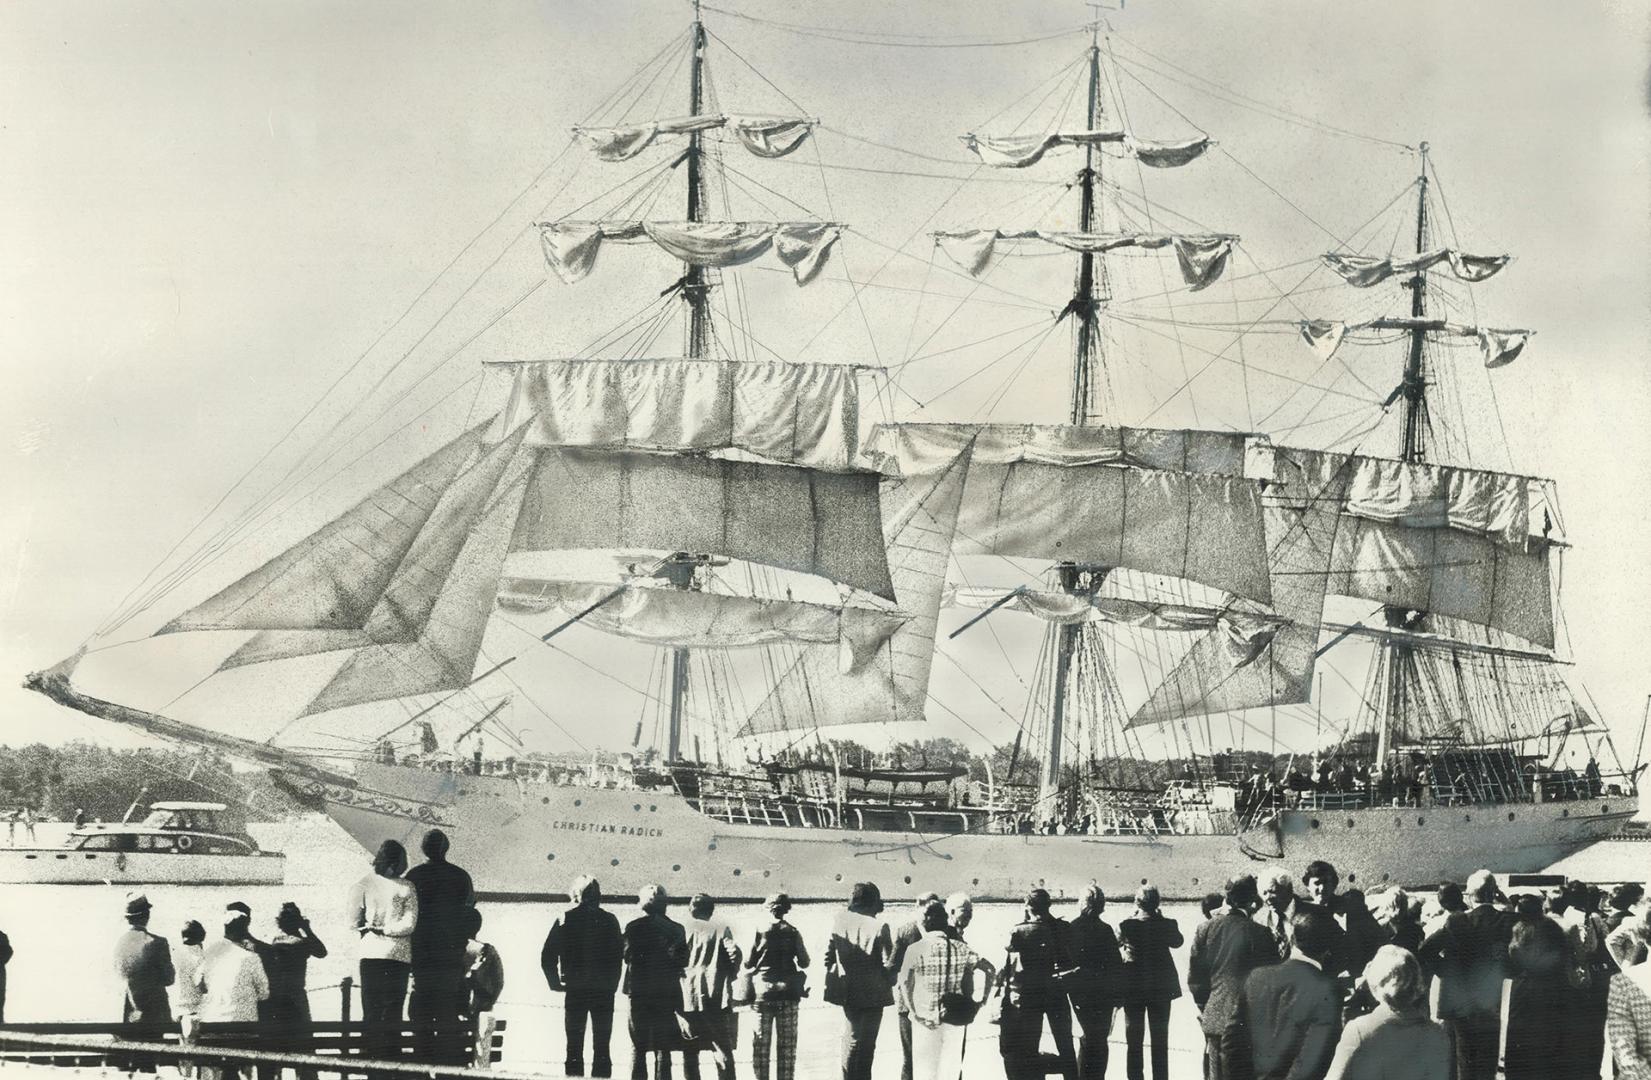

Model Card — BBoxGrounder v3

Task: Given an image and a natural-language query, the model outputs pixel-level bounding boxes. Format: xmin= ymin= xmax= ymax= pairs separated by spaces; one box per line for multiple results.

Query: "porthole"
xmin=1310 ymin=819 xmax=1321 ymax=829
xmin=54 ymin=854 xmax=67 ymax=860
xmin=672 ymin=864 xmax=682 ymax=872
xmin=733 ymin=869 xmax=742 ymax=876
xmin=1508 ymin=812 xmax=1516 ymax=821
xmin=904 ymin=876 xmax=912 ymax=885
xmin=1464 ymin=815 xmax=1471 ymax=823
xmin=1417 ymin=817 xmax=1425 ymax=826
xmin=835 ymin=873 xmax=843 ymax=882
xmin=85 ymin=854 xmax=96 ymax=859
xmin=708 ymin=841 xmax=717 ymax=850
xmin=542 ymin=797 xmax=550 ymax=805
xmin=1603 ymin=805 xmax=1611 ymax=814
xmin=763 ymin=870 xmax=771 ymax=878
xmin=650 ymin=805 xmax=658 ymax=812
xmin=574 ymin=799 xmax=583 ymax=807
xmin=1394 ymin=818 xmax=1402 ymax=828
xmin=972 ymin=878 xmax=980 ymax=887
xmin=546 ymin=853 xmax=556 ymax=861
xmin=1347 ymin=819 xmax=1356 ymax=829
xmin=634 ymin=804 xmax=642 ymax=812
xmin=1381 ymin=873 xmax=1390 ymax=882
xmin=1562 ymin=809 xmax=1569 ymax=817
xmin=610 ymin=858 xmax=619 ymax=866
xmin=24 ymin=854 xmax=35 ymax=860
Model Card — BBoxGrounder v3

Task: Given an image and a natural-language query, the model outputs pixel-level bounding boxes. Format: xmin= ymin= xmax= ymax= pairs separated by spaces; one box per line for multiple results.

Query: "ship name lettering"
xmin=551 ymin=819 xmax=664 ymax=838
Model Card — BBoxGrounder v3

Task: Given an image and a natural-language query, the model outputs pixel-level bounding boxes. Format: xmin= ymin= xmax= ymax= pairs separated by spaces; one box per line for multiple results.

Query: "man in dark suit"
xmin=1240 ymin=906 xmax=1341 ymax=1080
xmin=113 ymin=892 xmax=174 ymax=1024
xmin=1298 ymin=860 xmax=1380 ymax=988
xmin=543 ymin=875 xmax=626 ymax=1078
xmin=405 ymin=829 xmax=476 ymax=1064
xmin=824 ymin=882 xmax=895 ymax=1080
xmin=1065 ymin=884 xmax=1123 ymax=1080
xmin=1417 ymin=870 xmax=1515 ymax=1080
xmin=888 ymin=892 xmax=939 ymax=1080
xmin=623 ymin=884 xmax=689 ymax=1080
xmin=998 ymin=888 xmax=1078 ymax=1080
xmin=1118 ymin=885 xmax=1183 ymax=1080
xmin=1190 ymin=875 xmax=1279 ymax=1080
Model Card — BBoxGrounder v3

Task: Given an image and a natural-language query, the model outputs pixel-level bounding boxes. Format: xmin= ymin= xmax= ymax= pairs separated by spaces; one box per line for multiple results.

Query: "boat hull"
xmin=289 ymin=764 xmax=1636 ymax=901
xmin=0 ymin=847 xmax=285 ymax=885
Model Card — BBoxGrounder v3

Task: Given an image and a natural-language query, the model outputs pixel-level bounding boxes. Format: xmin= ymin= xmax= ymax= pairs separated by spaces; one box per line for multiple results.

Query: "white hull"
xmin=0 ymin=847 xmax=285 ymax=885
xmin=287 ymin=764 xmax=1635 ymax=901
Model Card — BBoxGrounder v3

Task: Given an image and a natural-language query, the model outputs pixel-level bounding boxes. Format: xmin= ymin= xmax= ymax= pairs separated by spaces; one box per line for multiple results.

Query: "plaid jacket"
xmin=896 ymin=931 xmax=992 ymax=1027
xmin=1607 ymin=972 xmax=1651 ymax=1080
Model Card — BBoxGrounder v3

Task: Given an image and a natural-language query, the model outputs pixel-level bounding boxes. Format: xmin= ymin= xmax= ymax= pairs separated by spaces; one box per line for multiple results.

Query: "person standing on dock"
xmin=997 ymin=887 xmax=1078 ymax=1080
xmin=623 ymin=883 xmax=688 ymax=1080
xmin=678 ymin=893 xmax=740 ymax=1080
xmin=347 ymin=839 xmax=419 ymax=1065
xmin=1118 ymin=884 xmax=1183 ymax=1080
xmin=114 ymin=892 xmax=174 ymax=1025
xmin=1240 ymin=907 xmax=1341 ymax=1080
xmin=542 ymin=875 xmax=624 ymax=1079
xmin=21 ymin=806 xmax=35 ymax=843
xmin=462 ymin=908 xmax=505 ymax=1070
xmin=1064 ymin=884 xmax=1123 ymax=1080
xmin=745 ymin=892 xmax=809 ymax=1080
xmin=266 ymin=902 xmax=328 ymax=1080
xmin=824 ymin=881 xmax=896 ymax=1080
xmin=895 ymin=899 xmax=992 ymax=1080
xmin=405 ymin=828 xmax=475 ymax=1064
xmin=1189 ymin=875 xmax=1279 ymax=1080
xmin=889 ymin=891 xmax=940 ymax=1080
xmin=173 ymin=921 xmax=206 ymax=1080
xmin=195 ymin=906 xmax=271 ymax=1079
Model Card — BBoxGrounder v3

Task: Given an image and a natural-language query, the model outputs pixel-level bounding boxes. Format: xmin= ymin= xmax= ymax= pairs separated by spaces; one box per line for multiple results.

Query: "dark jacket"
xmin=1190 ymin=909 xmax=1279 ymax=1034
xmin=541 ymin=903 xmax=624 ymax=995
xmin=1002 ymin=914 xmax=1072 ymax=1010
xmin=1241 ymin=957 xmax=1341 ymax=1080
xmin=1118 ymin=912 xmax=1184 ymax=1005
xmin=623 ymin=910 xmax=688 ymax=1004
xmin=1417 ymin=904 xmax=1516 ymax=1018
xmin=1504 ymin=917 xmax=1569 ymax=1080
xmin=405 ymin=858 xmax=476 ymax=971
xmin=114 ymin=927 xmax=175 ymax=1024
xmin=747 ymin=918 xmax=810 ymax=1003
xmin=1064 ymin=911 xmax=1123 ymax=1008
xmin=826 ymin=910 xmax=894 ymax=1010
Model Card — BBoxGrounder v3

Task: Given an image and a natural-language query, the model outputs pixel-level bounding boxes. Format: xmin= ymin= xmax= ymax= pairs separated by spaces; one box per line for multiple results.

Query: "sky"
xmin=2 ymin=0 xmax=1650 ymax=766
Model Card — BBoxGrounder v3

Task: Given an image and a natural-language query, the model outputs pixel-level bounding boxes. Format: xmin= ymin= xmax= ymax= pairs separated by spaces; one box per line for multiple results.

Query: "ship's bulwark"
xmin=283 ymin=763 xmax=1636 ymax=902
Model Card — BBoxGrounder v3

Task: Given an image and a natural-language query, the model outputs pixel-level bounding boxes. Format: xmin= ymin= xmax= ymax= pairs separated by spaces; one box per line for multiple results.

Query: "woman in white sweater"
xmin=346 ymin=839 xmax=419 ymax=1058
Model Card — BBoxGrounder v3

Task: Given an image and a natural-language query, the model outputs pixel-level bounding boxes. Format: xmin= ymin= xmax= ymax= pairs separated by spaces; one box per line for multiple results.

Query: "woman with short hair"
xmin=745 ymin=893 xmax=809 ymax=1080
xmin=1325 ymin=945 xmax=1450 ymax=1080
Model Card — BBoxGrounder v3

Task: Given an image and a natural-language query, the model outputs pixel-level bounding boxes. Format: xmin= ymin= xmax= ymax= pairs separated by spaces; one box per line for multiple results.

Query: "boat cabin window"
xmin=77 ymin=833 xmax=139 ymax=852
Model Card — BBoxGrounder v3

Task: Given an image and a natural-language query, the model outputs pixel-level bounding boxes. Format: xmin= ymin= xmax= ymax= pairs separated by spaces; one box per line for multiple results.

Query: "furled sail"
xmin=1320 ymin=249 xmax=1510 ymax=288
xmin=301 ymin=439 xmax=535 ymax=717
xmin=739 ymin=447 xmax=973 ymax=734
xmin=944 ymin=584 xmax=1283 ymax=638
xmin=537 ymin=220 xmax=840 ymax=284
xmin=1298 ymin=319 xmax=1532 ymax=369
xmin=872 ymin=423 xmax=1273 ymax=605
xmin=572 ymin=114 xmax=815 ymax=161
xmin=1128 ymin=447 xmax=1353 ymax=727
xmin=495 ymin=578 xmax=906 ymax=674
xmin=959 ymin=130 xmax=1209 ymax=169
xmin=511 ymin=449 xmax=895 ymax=601
xmin=218 ymin=424 xmax=533 ymax=670
xmin=491 ymin=357 xmax=861 ymax=471
xmin=933 ymin=229 xmax=1235 ymax=290
xmin=160 ymin=420 xmax=490 ymax=635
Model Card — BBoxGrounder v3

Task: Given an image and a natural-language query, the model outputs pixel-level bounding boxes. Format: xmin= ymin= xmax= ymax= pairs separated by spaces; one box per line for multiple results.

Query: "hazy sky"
xmin=3 ymin=0 xmax=1649 ymax=762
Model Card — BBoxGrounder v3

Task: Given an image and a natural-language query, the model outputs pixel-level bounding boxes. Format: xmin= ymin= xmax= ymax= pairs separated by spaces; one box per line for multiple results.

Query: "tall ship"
xmin=25 ymin=3 xmax=1636 ymax=900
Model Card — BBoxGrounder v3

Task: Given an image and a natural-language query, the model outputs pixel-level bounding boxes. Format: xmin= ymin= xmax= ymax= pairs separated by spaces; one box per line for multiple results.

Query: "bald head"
xmin=945 ymin=892 xmax=973 ymax=932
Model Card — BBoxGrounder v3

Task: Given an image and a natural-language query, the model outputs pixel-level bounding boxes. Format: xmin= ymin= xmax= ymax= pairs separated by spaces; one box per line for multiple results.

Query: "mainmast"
xmin=1377 ymin=143 xmax=1430 ymax=771
xmin=667 ymin=0 xmax=712 ymax=763
xmin=1042 ymin=30 xmax=1106 ymax=810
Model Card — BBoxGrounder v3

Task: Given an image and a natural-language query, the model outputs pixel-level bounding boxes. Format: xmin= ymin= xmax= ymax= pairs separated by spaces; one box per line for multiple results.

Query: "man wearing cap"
xmin=824 ymin=882 xmax=895 ymax=1080
xmin=679 ymin=893 xmax=740 ymax=1080
xmin=113 ymin=892 xmax=175 ymax=1025
xmin=623 ymin=884 xmax=688 ymax=1080
xmin=543 ymin=876 xmax=625 ymax=1078
xmin=889 ymin=892 xmax=940 ymax=1080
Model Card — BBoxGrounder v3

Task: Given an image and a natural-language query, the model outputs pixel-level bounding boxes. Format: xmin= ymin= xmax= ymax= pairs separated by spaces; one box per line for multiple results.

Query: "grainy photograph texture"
xmin=2 ymin=1 xmax=1650 ymax=1078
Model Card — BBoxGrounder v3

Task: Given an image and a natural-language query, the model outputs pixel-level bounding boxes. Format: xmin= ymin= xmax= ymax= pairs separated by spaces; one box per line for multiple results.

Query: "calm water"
xmin=0 ymin=816 xmax=1640 ymax=1077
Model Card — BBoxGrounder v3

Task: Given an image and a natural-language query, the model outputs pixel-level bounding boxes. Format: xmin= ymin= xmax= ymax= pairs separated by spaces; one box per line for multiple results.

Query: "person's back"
xmin=1190 ymin=907 xmax=1278 ymax=1033
xmin=1242 ymin=909 xmax=1342 ymax=1080
xmin=1006 ymin=912 xmax=1070 ymax=1008
xmin=623 ymin=909 xmax=688 ymax=1004
xmin=113 ymin=894 xmax=174 ymax=1024
xmin=828 ymin=906 xmax=895 ymax=1009
xmin=544 ymin=903 xmax=624 ymax=995
xmin=197 ymin=939 xmax=270 ymax=1023
xmin=1325 ymin=1005 xmax=1450 ymax=1080
xmin=405 ymin=839 xmax=475 ymax=973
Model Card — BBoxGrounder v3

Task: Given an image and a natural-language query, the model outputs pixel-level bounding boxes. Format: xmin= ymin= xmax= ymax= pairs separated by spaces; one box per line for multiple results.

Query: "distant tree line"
xmin=0 ymin=741 xmax=303 ymax=823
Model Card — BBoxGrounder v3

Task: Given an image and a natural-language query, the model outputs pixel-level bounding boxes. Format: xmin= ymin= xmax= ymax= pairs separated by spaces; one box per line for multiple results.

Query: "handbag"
xmin=936 ymin=941 xmax=981 ymax=1026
